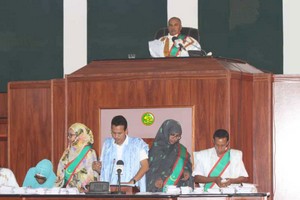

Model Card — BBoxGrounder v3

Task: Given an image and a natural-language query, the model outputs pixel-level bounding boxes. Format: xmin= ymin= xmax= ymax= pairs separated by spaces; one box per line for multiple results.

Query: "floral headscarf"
xmin=67 ymin=123 xmax=94 ymax=161
xmin=56 ymin=123 xmax=98 ymax=191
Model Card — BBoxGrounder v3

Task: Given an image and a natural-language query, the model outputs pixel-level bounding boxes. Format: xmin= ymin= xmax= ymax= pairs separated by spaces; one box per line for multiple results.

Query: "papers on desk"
xmin=199 ymin=183 xmax=257 ymax=194
xmin=148 ymin=40 xmax=164 ymax=58
xmin=0 ymin=186 xmax=80 ymax=194
xmin=165 ymin=185 xmax=181 ymax=194
xmin=136 ymin=183 xmax=257 ymax=195
xmin=235 ymin=183 xmax=257 ymax=193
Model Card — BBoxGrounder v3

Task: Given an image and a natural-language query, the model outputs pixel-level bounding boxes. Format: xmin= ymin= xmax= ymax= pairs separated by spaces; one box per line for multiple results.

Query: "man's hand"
xmin=214 ymin=177 xmax=223 ymax=187
xmin=92 ymin=161 xmax=102 ymax=174
xmin=217 ymin=178 xmax=232 ymax=188
xmin=181 ymin=170 xmax=190 ymax=181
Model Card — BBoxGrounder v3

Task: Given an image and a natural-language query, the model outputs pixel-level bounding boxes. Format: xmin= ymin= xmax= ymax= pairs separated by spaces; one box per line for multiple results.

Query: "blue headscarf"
xmin=22 ymin=159 xmax=56 ymax=188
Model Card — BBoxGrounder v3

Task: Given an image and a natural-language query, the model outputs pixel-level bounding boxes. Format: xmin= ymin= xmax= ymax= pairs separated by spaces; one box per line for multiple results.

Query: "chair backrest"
xmin=154 ymin=27 xmax=200 ymax=42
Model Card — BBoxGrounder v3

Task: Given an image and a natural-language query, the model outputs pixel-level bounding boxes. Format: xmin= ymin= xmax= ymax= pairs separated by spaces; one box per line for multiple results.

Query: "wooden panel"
xmin=252 ymin=74 xmax=272 ymax=195
xmin=239 ymin=75 xmax=254 ymax=184
xmin=66 ymin=78 xmax=193 ymax=156
xmin=0 ymin=93 xmax=8 ymax=167
xmin=191 ymin=76 xmax=229 ymax=151
xmin=51 ymin=79 xmax=66 ymax=173
xmin=8 ymin=81 xmax=52 ymax=184
xmin=0 ymin=93 xmax=7 ymax=117
xmin=230 ymin=72 xmax=254 ymax=184
xmin=0 ymin=118 xmax=8 ymax=167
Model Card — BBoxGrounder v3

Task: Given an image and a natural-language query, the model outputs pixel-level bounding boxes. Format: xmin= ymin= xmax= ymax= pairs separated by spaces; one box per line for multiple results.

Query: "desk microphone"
xmin=188 ymin=43 xmax=212 ymax=57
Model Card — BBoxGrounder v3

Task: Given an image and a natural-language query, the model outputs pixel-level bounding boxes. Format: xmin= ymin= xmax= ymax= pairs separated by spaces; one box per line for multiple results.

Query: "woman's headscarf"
xmin=147 ymin=119 xmax=193 ymax=192
xmin=22 ymin=159 xmax=56 ymax=188
xmin=153 ymin=119 xmax=182 ymax=146
xmin=56 ymin=123 xmax=96 ymax=189
xmin=66 ymin=123 xmax=94 ymax=161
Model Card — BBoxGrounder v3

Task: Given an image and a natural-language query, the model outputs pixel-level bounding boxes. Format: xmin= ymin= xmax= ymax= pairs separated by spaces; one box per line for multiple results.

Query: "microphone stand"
xmin=112 ymin=169 xmax=125 ymax=194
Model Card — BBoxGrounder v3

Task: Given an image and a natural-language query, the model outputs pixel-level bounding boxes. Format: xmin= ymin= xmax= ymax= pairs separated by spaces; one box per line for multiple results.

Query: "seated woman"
xmin=146 ymin=119 xmax=193 ymax=192
xmin=56 ymin=123 xmax=98 ymax=192
xmin=0 ymin=167 xmax=19 ymax=187
xmin=22 ymin=159 xmax=56 ymax=188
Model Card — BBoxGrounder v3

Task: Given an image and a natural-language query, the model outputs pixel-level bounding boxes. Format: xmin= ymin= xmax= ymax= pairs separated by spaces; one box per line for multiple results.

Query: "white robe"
xmin=149 ymin=33 xmax=201 ymax=57
xmin=192 ymin=148 xmax=248 ymax=188
xmin=0 ymin=168 xmax=19 ymax=187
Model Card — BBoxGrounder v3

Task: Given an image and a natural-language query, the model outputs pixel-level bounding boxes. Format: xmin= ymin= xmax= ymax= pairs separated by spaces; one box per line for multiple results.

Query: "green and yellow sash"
xmin=163 ymin=143 xmax=188 ymax=192
xmin=204 ymin=149 xmax=231 ymax=191
xmin=64 ymin=145 xmax=92 ymax=187
xmin=169 ymin=34 xmax=187 ymax=57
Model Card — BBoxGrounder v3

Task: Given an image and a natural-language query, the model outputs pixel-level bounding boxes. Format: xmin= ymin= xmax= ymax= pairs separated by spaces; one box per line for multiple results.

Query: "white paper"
xmin=148 ymin=40 xmax=164 ymax=58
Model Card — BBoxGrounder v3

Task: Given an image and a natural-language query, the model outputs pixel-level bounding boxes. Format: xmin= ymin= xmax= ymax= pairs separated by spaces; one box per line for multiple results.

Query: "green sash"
xmin=163 ymin=143 xmax=188 ymax=192
xmin=64 ymin=145 xmax=92 ymax=186
xmin=204 ymin=149 xmax=231 ymax=191
xmin=169 ymin=34 xmax=186 ymax=57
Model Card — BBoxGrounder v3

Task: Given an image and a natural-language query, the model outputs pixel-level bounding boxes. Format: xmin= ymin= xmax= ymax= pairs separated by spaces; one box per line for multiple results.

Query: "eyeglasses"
xmin=170 ymin=133 xmax=181 ymax=140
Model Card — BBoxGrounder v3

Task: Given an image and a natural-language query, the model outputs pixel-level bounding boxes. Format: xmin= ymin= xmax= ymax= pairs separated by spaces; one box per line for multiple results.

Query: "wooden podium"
xmin=110 ymin=185 xmax=140 ymax=194
xmin=7 ymin=57 xmax=272 ymax=197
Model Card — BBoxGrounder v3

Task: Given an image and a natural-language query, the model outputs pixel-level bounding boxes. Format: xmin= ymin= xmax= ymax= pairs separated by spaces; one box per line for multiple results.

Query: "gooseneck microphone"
xmin=114 ymin=160 xmax=125 ymax=194
xmin=172 ymin=36 xmax=186 ymax=51
xmin=109 ymin=159 xmax=116 ymax=183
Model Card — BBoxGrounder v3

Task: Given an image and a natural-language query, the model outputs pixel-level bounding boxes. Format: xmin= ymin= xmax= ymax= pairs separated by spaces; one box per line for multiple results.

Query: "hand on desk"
xmin=92 ymin=161 xmax=102 ymax=174
xmin=181 ymin=171 xmax=190 ymax=181
xmin=217 ymin=178 xmax=232 ymax=188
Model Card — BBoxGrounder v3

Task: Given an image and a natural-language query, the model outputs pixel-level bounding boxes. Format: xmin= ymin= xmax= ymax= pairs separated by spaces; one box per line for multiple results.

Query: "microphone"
xmin=172 ymin=36 xmax=186 ymax=51
xmin=109 ymin=159 xmax=115 ymax=183
xmin=116 ymin=160 xmax=124 ymax=175
xmin=114 ymin=160 xmax=125 ymax=194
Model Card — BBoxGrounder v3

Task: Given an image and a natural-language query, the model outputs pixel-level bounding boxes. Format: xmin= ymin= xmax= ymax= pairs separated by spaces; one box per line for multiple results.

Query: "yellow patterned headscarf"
xmin=68 ymin=123 xmax=94 ymax=161
xmin=56 ymin=123 xmax=96 ymax=189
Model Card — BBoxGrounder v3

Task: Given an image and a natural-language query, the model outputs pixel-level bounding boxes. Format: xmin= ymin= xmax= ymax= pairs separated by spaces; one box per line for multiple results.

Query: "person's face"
xmin=111 ymin=125 xmax=127 ymax=145
xmin=213 ymin=137 xmax=229 ymax=156
xmin=168 ymin=132 xmax=181 ymax=145
xmin=34 ymin=174 xmax=46 ymax=185
xmin=168 ymin=18 xmax=182 ymax=36
xmin=67 ymin=129 xmax=77 ymax=144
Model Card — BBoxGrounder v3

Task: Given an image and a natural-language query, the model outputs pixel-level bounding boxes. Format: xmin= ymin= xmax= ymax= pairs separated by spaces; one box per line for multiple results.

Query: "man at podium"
xmin=93 ymin=115 xmax=149 ymax=192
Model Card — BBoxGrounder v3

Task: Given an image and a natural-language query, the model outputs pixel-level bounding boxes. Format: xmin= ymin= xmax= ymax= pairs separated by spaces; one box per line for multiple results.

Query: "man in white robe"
xmin=192 ymin=129 xmax=248 ymax=191
xmin=149 ymin=17 xmax=201 ymax=57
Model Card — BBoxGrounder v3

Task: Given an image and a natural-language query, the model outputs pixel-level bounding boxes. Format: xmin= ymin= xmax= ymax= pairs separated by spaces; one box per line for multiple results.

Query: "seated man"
xmin=149 ymin=17 xmax=201 ymax=57
xmin=92 ymin=115 xmax=149 ymax=192
xmin=192 ymin=129 xmax=248 ymax=191
xmin=0 ymin=167 xmax=19 ymax=187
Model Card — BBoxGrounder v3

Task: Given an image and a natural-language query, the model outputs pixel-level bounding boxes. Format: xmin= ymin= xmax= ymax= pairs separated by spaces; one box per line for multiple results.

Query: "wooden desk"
xmin=0 ymin=193 xmax=270 ymax=200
